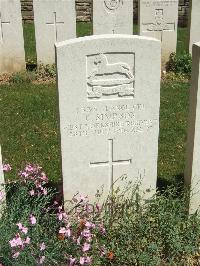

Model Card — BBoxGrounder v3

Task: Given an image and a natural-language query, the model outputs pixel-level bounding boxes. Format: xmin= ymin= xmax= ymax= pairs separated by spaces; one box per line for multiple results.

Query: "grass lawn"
xmin=0 ymin=23 xmax=190 ymax=185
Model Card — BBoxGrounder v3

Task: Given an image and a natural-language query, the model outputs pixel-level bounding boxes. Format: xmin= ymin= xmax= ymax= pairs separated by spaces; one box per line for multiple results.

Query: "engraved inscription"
xmin=64 ymin=103 xmax=158 ymax=137
xmin=0 ymin=12 xmax=10 ymax=42
xmin=104 ymin=0 xmax=123 ymax=12
xmin=142 ymin=0 xmax=178 ymax=7
xmin=142 ymin=9 xmax=175 ymax=41
xmin=90 ymin=139 xmax=132 ymax=187
xmin=87 ymin=53 xmax=135 ymax=100
xmin=46 ymin=12 xmax=64 ymax=42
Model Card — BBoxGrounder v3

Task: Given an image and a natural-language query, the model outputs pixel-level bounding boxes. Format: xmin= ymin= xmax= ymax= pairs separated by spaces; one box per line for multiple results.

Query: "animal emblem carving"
xmin=87 ymin=54 xmax=135 ymax=99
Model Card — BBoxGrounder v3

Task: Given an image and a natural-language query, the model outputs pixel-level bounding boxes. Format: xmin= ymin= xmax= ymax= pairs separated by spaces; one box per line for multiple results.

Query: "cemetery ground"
xmin=1 ymin=24 xmax=200 ymax=265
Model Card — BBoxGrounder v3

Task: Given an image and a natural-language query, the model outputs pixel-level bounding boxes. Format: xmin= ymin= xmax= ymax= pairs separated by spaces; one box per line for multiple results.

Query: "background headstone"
xmin=139 ymin=0 xmax=178 ymax=66
xmin=33 ymin=0 xmax=76 ymax=65
xmin=56 ymin=35 xmax=161 ymax=202
xmin=185 ymin=42 xmax=200 ymax=214
xmin=93 ymin=0 xmax=133 ymax=34
xmin=188 ymin=0 xmax=200 ymax=53
xmin=0 ymin=0 xmax=25 ymax=73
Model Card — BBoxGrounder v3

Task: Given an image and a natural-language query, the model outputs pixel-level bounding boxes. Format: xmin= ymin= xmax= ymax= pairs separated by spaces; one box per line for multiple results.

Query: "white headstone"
xmin=56 ymin=35 xmax=161 ymax=202
xmin=33 ymin=0 xmax=76 ymax=65
xmin=188 ymin=0 xmax=200 ymax=54
xmin=139 ymin=0 xmax=178 ymax=66
xmin=93 ymin=0 xmax=133 ymax=35
xmin=0 ymin=0 xmax=25 ymax=73
xmin=0 ymin=145 xmax=5 ymax=214
xmin=185 ymin=42 xmax=200 ymax=214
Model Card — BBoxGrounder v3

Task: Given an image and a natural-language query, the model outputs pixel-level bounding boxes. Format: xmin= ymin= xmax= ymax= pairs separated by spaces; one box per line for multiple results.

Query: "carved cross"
xmin=46 ymin=12 xmax=64 ymax=42
xmin=0 ymin=12 xmax=10 ymax=42
xmin=90 ymin=139 xmax=132 ymax=187
xmin=142 ymin=9 xmax=175 ymax=42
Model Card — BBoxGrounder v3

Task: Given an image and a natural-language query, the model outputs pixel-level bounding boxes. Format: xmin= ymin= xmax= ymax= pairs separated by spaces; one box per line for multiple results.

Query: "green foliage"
xmin=36 ymin=64 xmax=56 ymax=81
xmin=1 ymin=176 xmax=200 ymax=265
xmin=9 ymin=71 xmax=36 ymax=84
xmin=166 ymin=52 xmax=192 ymax=75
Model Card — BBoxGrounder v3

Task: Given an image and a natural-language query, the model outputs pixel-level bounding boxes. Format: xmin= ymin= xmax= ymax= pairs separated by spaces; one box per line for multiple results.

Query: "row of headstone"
xmin=0 ymin=0 xmax=180 ymax=72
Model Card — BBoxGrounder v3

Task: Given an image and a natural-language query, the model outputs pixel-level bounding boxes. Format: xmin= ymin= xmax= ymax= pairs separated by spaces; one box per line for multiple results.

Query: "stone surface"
xmin=185 ymin=42 xmax=200 ymax=214
xmin=0 ymin=0 xmax=26 ymax=73
xmin=139 ymin=0 xmax=178 ymax=66
xmin=188 ymin=0 xmax=200 ymax=53
xmin=33 ymin=0 xmax=76 ymax=65
xmin=56 ymin=35 xmax=161 ymax=202
xmin=93 ymin=0 xmax=133 ymax=34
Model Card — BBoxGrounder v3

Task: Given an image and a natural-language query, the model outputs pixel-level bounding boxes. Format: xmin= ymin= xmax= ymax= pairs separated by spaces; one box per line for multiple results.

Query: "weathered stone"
xmin=139 ymin=0 xmax=179 ymax=66
xmin=56 ymin=34 xmax=161 ymax=202
xmin=0 ymin=0 xmax=26 ymax=73
xmin=185 ymin=42 xmax=200 ymax=214
xmin=33 ymin=0 xmax=76 ymax=65
xmin=93 ymin=0 xmax=133 ymax=34
xmin=188 ymin=0 xmax=200 ymax=53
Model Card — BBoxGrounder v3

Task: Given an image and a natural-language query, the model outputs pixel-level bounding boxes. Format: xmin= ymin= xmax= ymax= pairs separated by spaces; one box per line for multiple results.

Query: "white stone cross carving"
xmin=90 ymin=139 xmax=132 ymax=186
xmin=0 ymin=12 xmax=10 ymax=42
xmin=142 ymin=9 xmax=175 ymax=41
xmin=46 ymin=12 xmax=64 ymax=42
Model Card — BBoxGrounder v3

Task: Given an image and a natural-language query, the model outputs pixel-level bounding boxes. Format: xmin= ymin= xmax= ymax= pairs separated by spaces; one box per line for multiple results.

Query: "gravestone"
xmin=0 ymin=0 xmax=25 ymax=73
xmin=56 ymin=35 xmax=161 ymax=202
xmin=139 ymin=0 xmax=178 ymax=66
xmin=33 ymin=0 xmax=76 ymax=65
xmin=188 ymin=0 xmax=200 ymax=53
xmin=0 ymin=145 xmax=5 ymax=214
xmin=185 ymin=42 xmax=200 ymax=214
xmin=93 ymin=0 xmax=133 ymax=35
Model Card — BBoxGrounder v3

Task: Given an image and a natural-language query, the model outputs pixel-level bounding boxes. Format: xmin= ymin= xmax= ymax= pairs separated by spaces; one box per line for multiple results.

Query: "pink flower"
xmin=59 ymin=227 xmax=71 ymax=238
xmin=40 ymin=242 xmax=46 ymax=251
xmin=80 ymin=257 xmax=85 ymax=265
xmin=30 ymin=215 xmax=37 ymax=225
xmin=82 ymin=242 xmax=90 ymax=252
xmin=39 ymin=256 xmax=45 ymax=264
xmin=85 ymin=256 xmax=92 ymax=264
xmin=42 ymin=188 xmax=48 ymax=195
xmin=29 ymin=190 xmax=35 ymax=196
xmin=3 ymin=164 xmax=11 ymax=172
xmin=12 ymin=251 xmax=20 ymax=259
xmin=9 ymin=236 xmax=23 ymax=247
xmin=85 ymin=221 xmax=95 ymax=229
xmin=40 ymin=172 xmax=48 ymax=182
xmin=16 ymin=223 xmax=28 ymax=234
xmin=69 ymin=256 xmax=76 ymax=265
xmin=24 ymin=237 xmax=31 ymax=244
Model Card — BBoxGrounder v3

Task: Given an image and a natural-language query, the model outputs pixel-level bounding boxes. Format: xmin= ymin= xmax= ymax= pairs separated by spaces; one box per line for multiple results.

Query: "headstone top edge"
xmin=55 ymin=34 xmax=161 ymax=49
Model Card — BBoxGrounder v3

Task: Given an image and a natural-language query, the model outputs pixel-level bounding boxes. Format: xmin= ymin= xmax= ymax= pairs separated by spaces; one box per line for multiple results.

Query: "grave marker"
xmin=93 ymin=0 xmax=133 ymax=34
xmin=56 ymin=35 xmax=161 ymax=202
xmin=139 ymin=0 xmax=178 ymax=66
xmin=0 ymin=0 xmax=25 ymax=73
xmin=188 ymin=0 xmax=200 ymax=53
xmin=185 ymin=42 xmax=200 ymax=214
xmin=33 ymin=0 xmax=76 ymax=65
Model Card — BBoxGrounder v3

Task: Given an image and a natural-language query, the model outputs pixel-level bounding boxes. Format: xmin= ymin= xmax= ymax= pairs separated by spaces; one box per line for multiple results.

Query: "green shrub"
xmin=36 ymin=64 xmax=56 ymax=81
xmin=9 ymin=71 xmax=36 ymax=84
xmin=166 ymin=52 xmax=192 ymax=75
